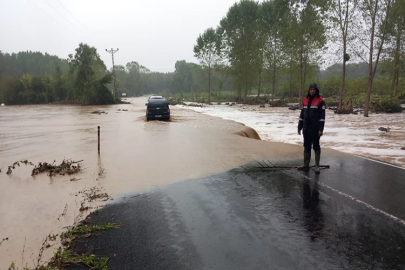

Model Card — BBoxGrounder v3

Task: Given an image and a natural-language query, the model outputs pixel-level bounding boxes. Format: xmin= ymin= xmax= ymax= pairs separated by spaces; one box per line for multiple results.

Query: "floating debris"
xmin=31 ymin=159 xmax=83 ymax=176
xmin=0 ymin=237 xmax=9 ymax=246
xmin=3 ymin=160 xmax=35 ymax=175
xmin=57 ymin=204 xmax=68 ymax=220
xmin=79 ymin=202 xmax=90 ymax=212
xmin=116 ymin=108 xmax=128 ymax=112
xmin=78 ymin=186 xmax=110 ymax=202
xmin=378 ymin=127 xmax=391 ymax=133
xmin=91 ymin=110 xmax=107 ymax=115
xmin=334 ymin=101 xmax=353 ymax=114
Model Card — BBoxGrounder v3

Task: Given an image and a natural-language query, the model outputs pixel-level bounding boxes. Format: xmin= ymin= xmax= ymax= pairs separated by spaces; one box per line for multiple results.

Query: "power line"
xmin=55 ymin=0 xmax=89 ymax=31
xmin=43 ymin=0 xmax=85 ymax=36
xmin=25 ymin=0 xmax=82 ymax=38
xmin=52 ymin=0 xmax=98 ymax=43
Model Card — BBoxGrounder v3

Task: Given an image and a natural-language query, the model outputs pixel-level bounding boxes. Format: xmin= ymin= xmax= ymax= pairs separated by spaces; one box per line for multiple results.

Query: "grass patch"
xmin=61 ymin=222 xmax=121 ymax=244
xmin=48 ymin=248 xmax=109 ymax=270
xmin=9 ymin=222 xmax=121 ymax=270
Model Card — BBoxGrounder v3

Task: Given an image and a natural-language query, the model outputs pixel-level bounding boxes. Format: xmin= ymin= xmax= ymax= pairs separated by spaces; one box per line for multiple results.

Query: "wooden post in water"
xmin=98 ymin=126 xmax=100 ymax=153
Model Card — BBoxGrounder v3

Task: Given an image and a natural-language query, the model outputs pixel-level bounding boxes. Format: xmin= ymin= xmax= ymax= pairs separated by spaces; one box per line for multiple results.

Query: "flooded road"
xmin=179 ymin=104 xmax=405 ymax=167
xmin=0 ymin=98 xmax=305 ymax=269
xmin=1 ymin=98 xmax=404 ymax=269
xmin=68 ymin=156 xmax=405 ymax=270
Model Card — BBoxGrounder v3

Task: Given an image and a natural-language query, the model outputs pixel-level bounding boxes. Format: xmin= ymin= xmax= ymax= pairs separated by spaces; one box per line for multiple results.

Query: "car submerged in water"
xmin=145 ymin=96 xmax=170 ymax=121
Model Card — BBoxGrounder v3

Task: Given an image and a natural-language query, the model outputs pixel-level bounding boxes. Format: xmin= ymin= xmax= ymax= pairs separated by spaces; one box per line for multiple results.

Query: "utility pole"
xmin=105 ymin=48 xmax=119 ymax=99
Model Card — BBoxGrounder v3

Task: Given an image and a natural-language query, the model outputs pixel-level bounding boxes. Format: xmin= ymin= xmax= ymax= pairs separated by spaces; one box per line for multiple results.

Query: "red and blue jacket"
xmin=298 ymin=93 xmax=326 ymax=133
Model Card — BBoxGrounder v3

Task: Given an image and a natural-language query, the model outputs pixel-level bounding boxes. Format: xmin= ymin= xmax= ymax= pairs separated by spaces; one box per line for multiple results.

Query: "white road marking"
xmin=353 ymin=154 xmax=405 ymax=170
xmin=300 ymin=173 xmax=405 ymax=227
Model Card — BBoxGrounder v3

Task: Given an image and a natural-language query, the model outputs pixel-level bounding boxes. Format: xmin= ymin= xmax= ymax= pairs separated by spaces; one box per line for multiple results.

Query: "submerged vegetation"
xmin=31 ymin=159 xmax=83 ymax=177
xmin=3 ymin=159 xmax=83 ymax=177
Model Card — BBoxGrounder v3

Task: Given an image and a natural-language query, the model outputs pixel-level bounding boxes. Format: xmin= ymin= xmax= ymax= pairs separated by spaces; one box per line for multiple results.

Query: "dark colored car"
xmin=146 ymin=97 xmax=170 ymax=121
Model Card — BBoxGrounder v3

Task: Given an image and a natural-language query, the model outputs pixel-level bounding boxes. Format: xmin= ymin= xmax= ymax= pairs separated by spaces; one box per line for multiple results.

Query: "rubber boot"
xmin=298 ymin=152 xmax=311 ymax=171
xmin=314 ymin=151 xmax=321 ymax=174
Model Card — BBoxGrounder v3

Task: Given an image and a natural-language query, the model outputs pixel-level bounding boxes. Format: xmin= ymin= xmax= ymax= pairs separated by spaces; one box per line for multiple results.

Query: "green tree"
xmin=0 ymin=75 xmax=23 ymax=104
xmin=283 ymin=0 xmax=327 ymax=106
xmin=87 ymin=73 xmax=115 ymax=105
xmin=68 ymin=43 xmax=113 ymax=104
xmin=42 ymin=74 xmax=56 ymax=103
xmin=323 ymin=75 xmax=341 ymax=96
xmin=172 ymin=60 xmax=193 ymax=94
xmin=31 ymin=76 xmax=46 ymax=103
xmin=20 ymin=74 xmax=33 ymax=104
xmin=261 ymin=0 xmax=289 ymax=105
xmin=219 ymin=0 xmax=261 ymax=102
xmin=53 ymin=65 xmax=67 ymax=101
xmin=125 ymin=61 xmax=143 ymax=96
xmin=356 ymin=0 xmax=393 ymax=116
xmin=194 ymin=27 xmax=221 ymax=104
xmin=328 ymin=0 xmax=358 ymax=110
xmin=385 ymin=0 xmax=405 ymax=101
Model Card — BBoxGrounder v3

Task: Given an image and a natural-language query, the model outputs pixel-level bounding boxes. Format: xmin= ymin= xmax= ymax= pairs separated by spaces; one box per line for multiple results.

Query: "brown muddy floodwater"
xmin=0 ymin=97 xmax=326 ymax=269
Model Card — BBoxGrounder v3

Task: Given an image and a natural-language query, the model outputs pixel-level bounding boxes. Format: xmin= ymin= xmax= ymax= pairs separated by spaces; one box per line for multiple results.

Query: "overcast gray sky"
xmin=0 ymin=0 xmax=245 ymax=72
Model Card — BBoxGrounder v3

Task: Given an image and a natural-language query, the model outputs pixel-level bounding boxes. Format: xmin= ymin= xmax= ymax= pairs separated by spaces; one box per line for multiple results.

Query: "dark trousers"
xmin=303 ymin=130 xmax=320 ymax=153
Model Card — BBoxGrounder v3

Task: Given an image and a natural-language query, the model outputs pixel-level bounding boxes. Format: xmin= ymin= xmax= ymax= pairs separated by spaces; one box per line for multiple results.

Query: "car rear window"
xmin=147 ymin=99 xmax=168 ymax=107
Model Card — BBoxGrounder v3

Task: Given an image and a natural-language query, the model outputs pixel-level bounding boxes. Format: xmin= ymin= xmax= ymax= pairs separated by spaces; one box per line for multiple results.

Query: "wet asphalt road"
xmin=69 ymin=156 xmax=405 ymax=270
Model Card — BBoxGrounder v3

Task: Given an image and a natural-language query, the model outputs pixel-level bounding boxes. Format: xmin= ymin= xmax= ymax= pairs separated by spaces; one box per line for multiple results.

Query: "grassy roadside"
xmin=8 ymin=219 xmax=121 ymax=270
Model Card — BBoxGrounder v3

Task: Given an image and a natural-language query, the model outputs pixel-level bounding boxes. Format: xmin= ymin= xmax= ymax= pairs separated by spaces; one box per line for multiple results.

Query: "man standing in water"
xmin=297 ymin=83 xmax=326 ymax=174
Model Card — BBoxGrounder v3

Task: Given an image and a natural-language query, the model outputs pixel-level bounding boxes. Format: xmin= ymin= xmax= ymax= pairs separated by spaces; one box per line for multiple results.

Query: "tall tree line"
xmin=193 ymin=0 xmax=405 ymax=115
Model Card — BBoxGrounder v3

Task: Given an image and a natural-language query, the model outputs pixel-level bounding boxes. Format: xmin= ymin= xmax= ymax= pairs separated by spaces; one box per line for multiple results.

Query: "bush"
xmin=161 ymin=89 xmax=171 ymax=99
xmin=169 ymin=98 xmax=184 ymax=106
xmin=269 ymin=99 xmax=287 ymax=107
xmin=289 ymin=97 xmax=300 ymax=103
xmin=370 ymin=96 xmax=403 ymax=113
xmin=85 ymin=74 xmax=115 ymax=105
xmin=243 ymin=96 xmax=267 ymax=105
xmin=323 ymin=97 xmax=339 ymax=107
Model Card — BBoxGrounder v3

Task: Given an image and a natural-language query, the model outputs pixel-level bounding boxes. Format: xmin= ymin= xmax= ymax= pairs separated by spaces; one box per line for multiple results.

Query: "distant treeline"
xmin=0 ymin=48 xmax=403 ymax=108
xmin=0 ymin=44 xmax=115 ymax=105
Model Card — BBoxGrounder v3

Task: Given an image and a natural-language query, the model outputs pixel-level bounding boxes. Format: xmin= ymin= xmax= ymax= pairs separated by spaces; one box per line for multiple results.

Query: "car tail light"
xmin=167 ymin=107 xmax=170 ymax=113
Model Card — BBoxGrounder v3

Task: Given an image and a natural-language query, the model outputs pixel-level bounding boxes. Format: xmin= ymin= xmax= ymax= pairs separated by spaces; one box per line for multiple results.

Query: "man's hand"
xmin=319 ymin=131 xmax=323 ymax=137
xmin=298 ymin=130 xmax=301 ymax=135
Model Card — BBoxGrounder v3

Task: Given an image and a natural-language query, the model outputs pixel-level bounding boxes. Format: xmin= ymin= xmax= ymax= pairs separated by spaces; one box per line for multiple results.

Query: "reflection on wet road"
xmin=70 ymin=157 xmax=405 ymax=270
